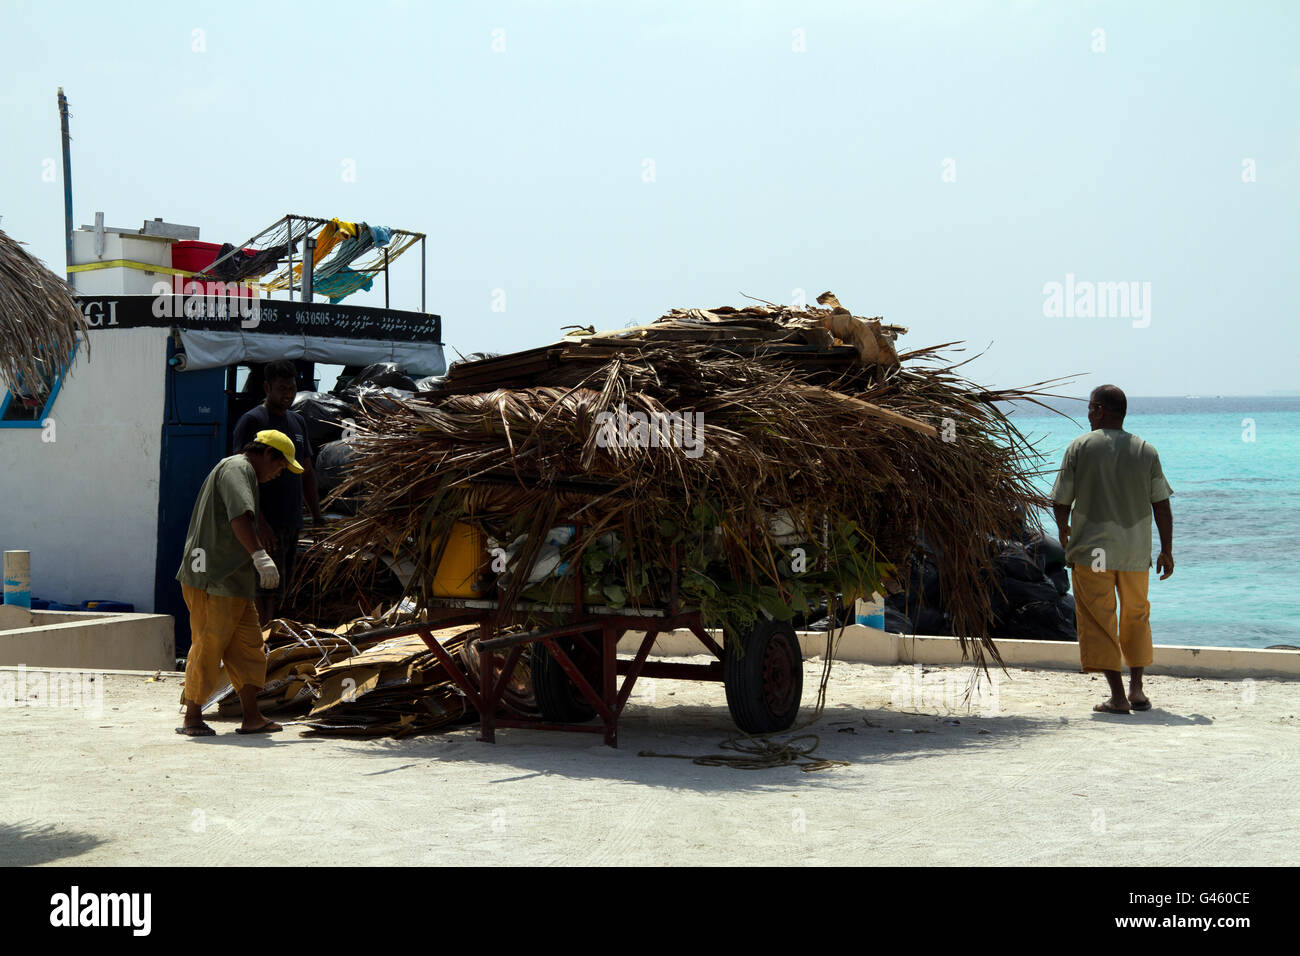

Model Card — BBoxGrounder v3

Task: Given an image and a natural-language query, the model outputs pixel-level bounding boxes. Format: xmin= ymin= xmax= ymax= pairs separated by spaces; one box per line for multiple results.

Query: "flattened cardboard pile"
xmin=293 ymin=627 xmax=475 ymax=738
xmin=203 ymin=620 xmax=358 ymax=716
xmin=196 ymin=616 xmax=480 ymax=739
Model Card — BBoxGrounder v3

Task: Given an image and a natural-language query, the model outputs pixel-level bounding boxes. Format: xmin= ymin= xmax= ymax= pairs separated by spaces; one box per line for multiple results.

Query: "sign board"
xmin=76 ymin=294 xmax=441 ymax=344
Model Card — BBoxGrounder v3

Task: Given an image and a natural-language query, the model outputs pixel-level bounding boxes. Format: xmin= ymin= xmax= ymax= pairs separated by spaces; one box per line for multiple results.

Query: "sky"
xmin=2 ymin=0 xmax=1297 ymax=396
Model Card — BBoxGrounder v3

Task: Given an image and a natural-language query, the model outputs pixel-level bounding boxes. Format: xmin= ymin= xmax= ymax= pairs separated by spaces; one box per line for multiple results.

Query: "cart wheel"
xmin=460 ymin=636 xmax=540 ymax=719
xmin=532 ymin=637 xmax=598 ymax=723
xmin=724 ymin=619 xmax=803 ymax=734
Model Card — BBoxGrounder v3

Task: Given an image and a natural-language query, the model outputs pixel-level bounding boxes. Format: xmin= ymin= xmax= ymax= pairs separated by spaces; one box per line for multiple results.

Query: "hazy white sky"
xmin=2 ymin=0 xmax=1297 ymax=395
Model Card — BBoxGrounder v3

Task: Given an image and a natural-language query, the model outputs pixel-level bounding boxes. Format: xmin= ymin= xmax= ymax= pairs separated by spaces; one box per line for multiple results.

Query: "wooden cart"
xmin=348 ymin=595 xmax=803 ymax=748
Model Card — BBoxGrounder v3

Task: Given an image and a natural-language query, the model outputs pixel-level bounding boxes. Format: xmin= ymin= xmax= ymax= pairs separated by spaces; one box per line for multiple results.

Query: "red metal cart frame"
xmin=349 ymin=600 xmax=730 ymax=747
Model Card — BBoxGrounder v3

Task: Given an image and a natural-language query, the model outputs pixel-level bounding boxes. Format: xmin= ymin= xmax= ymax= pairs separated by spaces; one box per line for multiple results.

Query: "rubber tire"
xmin=532 ymin=637 xmax=598 ymax=724
xmin=724 ymin=619 xmax=803 ymax=734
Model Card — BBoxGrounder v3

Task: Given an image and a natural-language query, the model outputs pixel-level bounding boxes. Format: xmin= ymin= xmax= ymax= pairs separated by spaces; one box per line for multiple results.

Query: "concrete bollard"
xmin=4 ymin=551 xmax=32 ymax=609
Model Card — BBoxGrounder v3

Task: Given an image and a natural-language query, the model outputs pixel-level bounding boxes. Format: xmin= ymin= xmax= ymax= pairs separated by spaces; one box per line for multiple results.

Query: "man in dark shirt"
xmin=232 ymin=360 xmax=323 ymax=625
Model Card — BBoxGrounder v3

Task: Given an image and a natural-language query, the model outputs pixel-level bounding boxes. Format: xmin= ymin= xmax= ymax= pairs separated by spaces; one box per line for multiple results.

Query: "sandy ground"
xmin=2 ymin=657 xmax=1297 ymax=866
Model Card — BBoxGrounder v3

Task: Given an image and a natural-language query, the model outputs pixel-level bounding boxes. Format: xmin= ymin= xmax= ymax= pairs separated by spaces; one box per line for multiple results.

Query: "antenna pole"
xmin=57 ymin=87 xmax=74 ymax=282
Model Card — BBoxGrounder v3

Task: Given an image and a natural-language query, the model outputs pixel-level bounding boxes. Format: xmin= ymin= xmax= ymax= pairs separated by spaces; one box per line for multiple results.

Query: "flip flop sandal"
xmin=176 ymin=724 xmax=216 ymax=737
xmin=1130 ymin=699 xmax=1152 ymax=711
xmin=236 ymin=721 xmax=283 ymax=735
xmin=1093 ymin=700 xmax=1131 ymax=714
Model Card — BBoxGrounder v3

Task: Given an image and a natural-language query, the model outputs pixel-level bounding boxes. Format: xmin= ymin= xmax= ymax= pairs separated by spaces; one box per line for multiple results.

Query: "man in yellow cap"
xmin=174 ymin=429 xmax=304 ymax=736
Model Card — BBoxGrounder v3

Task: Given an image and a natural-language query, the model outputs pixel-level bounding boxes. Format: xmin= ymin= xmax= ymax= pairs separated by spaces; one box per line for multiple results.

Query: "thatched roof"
xmin=0 ymin=228 xmax=88 ymax=393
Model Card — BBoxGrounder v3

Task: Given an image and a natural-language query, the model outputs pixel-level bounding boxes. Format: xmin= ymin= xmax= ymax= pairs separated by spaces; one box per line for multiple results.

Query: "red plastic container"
xmin=169 ymin=240 xmax=256 ymax=296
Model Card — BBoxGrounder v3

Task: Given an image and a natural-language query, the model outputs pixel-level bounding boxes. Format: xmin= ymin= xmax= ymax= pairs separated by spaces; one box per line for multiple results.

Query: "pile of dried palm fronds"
xmin=0 ymin=228 xmax=87 ymax=396
xmin=313 ymin=293 xmax=1069 ymax=670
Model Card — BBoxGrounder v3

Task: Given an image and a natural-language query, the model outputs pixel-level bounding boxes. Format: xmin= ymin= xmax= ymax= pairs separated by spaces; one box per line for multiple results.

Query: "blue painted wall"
xmin=153 ymin=341 xmax=228 ymax=654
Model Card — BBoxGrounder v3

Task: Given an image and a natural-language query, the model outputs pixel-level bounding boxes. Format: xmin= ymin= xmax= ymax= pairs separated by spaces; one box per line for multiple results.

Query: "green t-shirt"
xmin=1051 ymin=428 xmax=1174 ymax=573
xmin=175 ymin=455 xmax=260 ymax=599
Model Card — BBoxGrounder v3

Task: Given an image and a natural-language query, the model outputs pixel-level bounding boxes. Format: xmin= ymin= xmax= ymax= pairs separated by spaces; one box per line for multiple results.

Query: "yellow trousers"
xmin=1071 ymin=564 xmax=1152 ymax=672
xmin=181 ymin=584 xmax=267 ymax=705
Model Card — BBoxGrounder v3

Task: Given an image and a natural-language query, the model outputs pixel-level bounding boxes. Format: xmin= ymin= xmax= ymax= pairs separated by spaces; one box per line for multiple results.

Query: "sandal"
xmin=175 ymin=723 xmax=216 ymax=737
xmin=1093 ymin=700 xmax=1131 ymax=714
xmin=236 ymin=720 xmax=283 ymax=735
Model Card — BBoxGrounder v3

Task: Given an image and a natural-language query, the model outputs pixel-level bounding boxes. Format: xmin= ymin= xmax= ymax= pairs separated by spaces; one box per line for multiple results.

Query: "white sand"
xmin=2 ymin=659 xmax=1296 ymax=866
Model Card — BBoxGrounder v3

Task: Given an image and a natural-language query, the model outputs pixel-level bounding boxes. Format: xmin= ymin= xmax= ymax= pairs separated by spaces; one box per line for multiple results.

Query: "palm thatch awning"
xmin=0 ymin=228 xmax=88 ymax=393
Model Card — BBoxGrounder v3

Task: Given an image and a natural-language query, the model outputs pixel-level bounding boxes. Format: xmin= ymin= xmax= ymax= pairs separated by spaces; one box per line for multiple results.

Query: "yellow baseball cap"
xmin=255 ymin=429 xmax=304 ymax=473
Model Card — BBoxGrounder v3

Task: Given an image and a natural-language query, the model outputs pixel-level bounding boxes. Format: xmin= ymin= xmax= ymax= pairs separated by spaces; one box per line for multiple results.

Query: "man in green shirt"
xmin=175 ymin=429 xmax=304 ymax=736
xmin=1052 ymin=385 xmax=1175 ymax=715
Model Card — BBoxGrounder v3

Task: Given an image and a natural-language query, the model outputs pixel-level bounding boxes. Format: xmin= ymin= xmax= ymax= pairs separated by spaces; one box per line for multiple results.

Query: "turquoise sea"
xmin=996 ymin=396 xmax=1300 ymax=650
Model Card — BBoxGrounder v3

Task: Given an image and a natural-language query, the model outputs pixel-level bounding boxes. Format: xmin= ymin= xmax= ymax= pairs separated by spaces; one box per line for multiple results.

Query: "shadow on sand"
xmin=249 ymin=700 xmax=1121 ymax=795
xmin=0 ymin=820 xmax=104 ymax=866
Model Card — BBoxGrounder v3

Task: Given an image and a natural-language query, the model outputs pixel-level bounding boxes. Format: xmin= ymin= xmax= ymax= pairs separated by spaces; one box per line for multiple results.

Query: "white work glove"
xmin=251 ymin=549 xmax=280 ymax=589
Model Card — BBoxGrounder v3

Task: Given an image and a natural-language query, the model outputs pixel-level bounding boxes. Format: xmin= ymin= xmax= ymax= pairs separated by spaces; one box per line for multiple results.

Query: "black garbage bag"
xmin=998 ymin=575 xmax=1061 ymax=608
xmin=913 ymin=605 xmax=951 ymax=636
xmin=338 ymin=385 xmax=414 ymax=415
xmin=414 ymin=375 xmax=446 ymax=392
xmin=996 ymin=541 xmax=1045 ymax=582
xmin=791 ymin=600 xmax=854 ymax=631
xmin=987 ymin=570 xmax=1059 ymax=629
xmin=891 ymin=552 xmax=942 ymax=617
xmin=997 ymin=596 xmax=1078 ymax=642
xmin=291 ymin=391 xmax=354 ymax=451
xmin=349 ymin=362 xmax=416 ymax=392
xmin=884 ymin=590 xmax=909 ymax=613
xmin=884 ymin=605 xmax=913 ymax=634
xmin=315 ymin=440 xmax=359 ymax=514
xmin=1027 ymin=532 xmax=1067 ymax=575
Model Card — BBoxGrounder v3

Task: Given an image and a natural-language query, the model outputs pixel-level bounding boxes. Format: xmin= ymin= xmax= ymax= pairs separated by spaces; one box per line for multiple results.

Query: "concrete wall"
xmin=0 ymin=328 xmax=168 ymax=611
xmin=618 ymin=626 xmax=1300 ymax=680
xmin=0 ymin=610 xmax=174 ymax=671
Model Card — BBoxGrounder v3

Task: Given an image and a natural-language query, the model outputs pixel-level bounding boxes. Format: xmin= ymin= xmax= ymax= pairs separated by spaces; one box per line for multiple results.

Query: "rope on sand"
xmin=638 ymin=614 xmax=850 ymax=773
xmin=639 ymin=732 xmax=848 ymax=773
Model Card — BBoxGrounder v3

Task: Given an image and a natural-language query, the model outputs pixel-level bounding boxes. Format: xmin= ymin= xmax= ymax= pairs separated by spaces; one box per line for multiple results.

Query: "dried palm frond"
xmin=0 ymin=228 xmax=88 ymax=394
xmin=309 ymin=296 xmax=1076 ymax=674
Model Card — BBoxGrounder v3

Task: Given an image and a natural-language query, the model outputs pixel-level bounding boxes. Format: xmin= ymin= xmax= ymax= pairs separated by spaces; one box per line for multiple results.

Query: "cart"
xmin=346 ymin=591 xmax=804 ymax=748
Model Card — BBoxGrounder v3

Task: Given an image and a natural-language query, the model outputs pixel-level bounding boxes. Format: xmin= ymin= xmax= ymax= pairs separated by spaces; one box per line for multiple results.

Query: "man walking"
xmin=233 ymin=360 xmax=323 ymax=626
xmin=175 ymin=430 xmax=303 ymax=736
xmin=1052 ymin=385 xmax=1175 ymax=714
